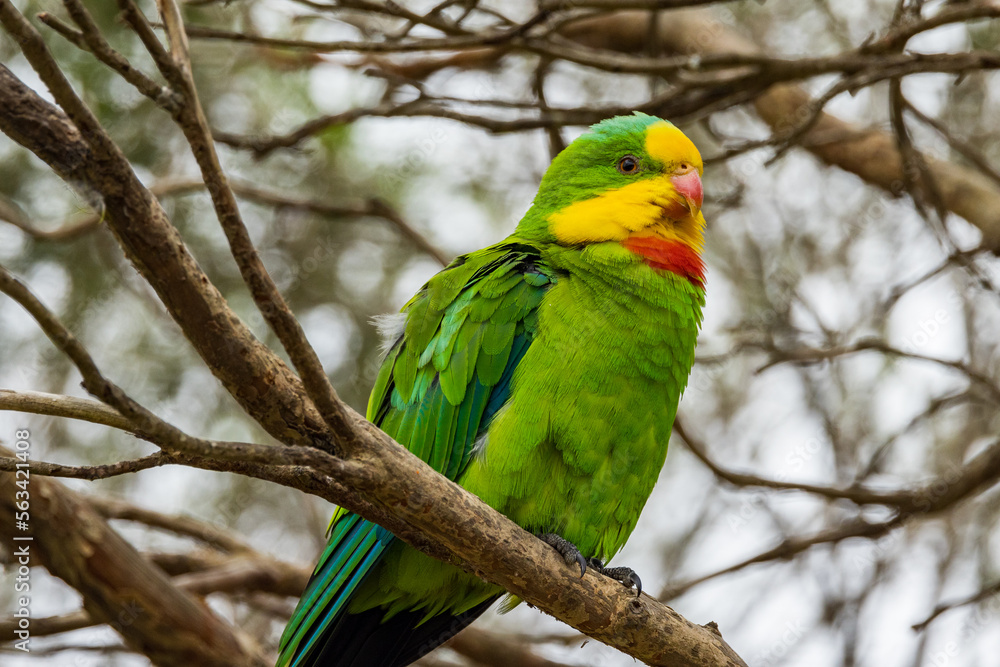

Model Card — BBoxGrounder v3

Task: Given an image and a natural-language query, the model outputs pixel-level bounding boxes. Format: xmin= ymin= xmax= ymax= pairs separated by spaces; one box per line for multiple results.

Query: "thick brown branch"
xmin=0 ymin=452 xmax=268 ymax=666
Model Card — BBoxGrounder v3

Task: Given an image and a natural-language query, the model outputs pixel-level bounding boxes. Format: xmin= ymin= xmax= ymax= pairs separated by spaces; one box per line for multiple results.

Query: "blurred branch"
xmin=753 ymin=338 xmax=1000 ymax=404
xmin=155 ymin=179 xmax=451 ymax=266
xmin=0 ymin=203 xmax=102 ymax=241
xmin=446 ymin=627 xmax=574 ymax=667
xmin=666 ymin=423 xmax=1000 ymax=599
xmin=0 ymin=178 xmax=449 ymax=266
xmin=675 ymin=419 xmax=1000 ymax=511
xmin=88 ymin=495 xmax=255 ymax=553
xmin=0 ymin=447 xmax=268 ymax=666
xmin=0 ymin=528 xmax=309 ymax=649
xmin=903 ymin=98 xmax=1000 ymax=190
xmin=913 ymin=579 xmax=1000 ymax=631
xmin=211 ymin=49 xmax=1000 ymax=155
xmin=0 ymin=610 xmax=92 ymax=639
xmin=660 ymin=515 xmax=905 ymax=600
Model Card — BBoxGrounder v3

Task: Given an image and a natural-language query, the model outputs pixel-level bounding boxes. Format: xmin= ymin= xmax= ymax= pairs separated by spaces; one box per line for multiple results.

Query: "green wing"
xmin=277 ymin=240 xmax=552 ymax=667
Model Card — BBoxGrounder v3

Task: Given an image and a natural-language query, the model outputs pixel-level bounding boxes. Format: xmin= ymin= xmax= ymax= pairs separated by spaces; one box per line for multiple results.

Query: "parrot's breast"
xmin=462 ymin=248 xmax=704 ymax=561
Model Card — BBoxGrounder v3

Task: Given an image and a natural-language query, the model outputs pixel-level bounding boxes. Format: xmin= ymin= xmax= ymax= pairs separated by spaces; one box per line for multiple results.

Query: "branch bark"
xmin=0 ymin=448 xmax=268 ymax=666
xmin=0 ymin=44 xmax=330 ymax=450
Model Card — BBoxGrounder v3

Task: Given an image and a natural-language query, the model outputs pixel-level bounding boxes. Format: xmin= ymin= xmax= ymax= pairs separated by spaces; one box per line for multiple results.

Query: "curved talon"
xmin=628 ymin=571 xmax=643 ymax=598
xmin=574 ymin=552 xmax=587 ymax=578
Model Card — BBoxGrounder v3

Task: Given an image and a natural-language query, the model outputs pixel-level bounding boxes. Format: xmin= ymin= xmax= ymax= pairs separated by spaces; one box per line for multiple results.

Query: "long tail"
xmin=302 ymin=597 xmax=498 ymax=667
xmin=277 ymin=511 xmax=499 ymax=667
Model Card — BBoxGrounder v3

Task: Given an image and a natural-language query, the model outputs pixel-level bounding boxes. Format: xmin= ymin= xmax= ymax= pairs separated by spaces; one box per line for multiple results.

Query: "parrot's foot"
xmin=537 ymin=533 xmax=588 ymax=577
xmin=588 ymin=558 xmax=642 ymax=598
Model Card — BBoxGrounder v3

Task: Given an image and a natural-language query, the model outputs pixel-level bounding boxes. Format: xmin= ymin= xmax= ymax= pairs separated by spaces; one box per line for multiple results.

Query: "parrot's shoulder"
xmin=367 ymin=239 xmax=554 ymax=432
xmin=407 ymin=239 xmax=555 ymax=320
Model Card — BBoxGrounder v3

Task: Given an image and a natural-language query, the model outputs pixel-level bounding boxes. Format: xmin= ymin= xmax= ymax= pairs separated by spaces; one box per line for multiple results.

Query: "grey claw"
xmin=538 ymin=533 xmax=588 ymax=577
xmin=575 ymin=552 xmax=587 ymax=578
xmin=629 ymin=571 xmax=643 ymax=598
xmin=597 ymin=565 xmax=642 ymax=597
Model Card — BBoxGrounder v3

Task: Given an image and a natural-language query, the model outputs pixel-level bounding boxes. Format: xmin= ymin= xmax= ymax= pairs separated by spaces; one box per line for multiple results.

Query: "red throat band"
xmin=622 ymin=236 xmax=705 ymax=288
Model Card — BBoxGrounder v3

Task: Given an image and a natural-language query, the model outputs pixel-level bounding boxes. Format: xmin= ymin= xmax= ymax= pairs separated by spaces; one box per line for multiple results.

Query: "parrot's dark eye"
xmin=617 ymin=155 xmax=640 ymax=175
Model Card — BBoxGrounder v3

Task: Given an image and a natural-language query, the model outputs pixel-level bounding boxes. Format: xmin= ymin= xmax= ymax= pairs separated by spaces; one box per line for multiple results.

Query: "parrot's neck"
xmin=537 ymin=238 xmax=706 ymax=316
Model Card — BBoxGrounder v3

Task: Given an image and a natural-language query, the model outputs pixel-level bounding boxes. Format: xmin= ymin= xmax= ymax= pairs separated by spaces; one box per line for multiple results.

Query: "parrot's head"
xmin=519 ymin=113 xmax=705 ymax=285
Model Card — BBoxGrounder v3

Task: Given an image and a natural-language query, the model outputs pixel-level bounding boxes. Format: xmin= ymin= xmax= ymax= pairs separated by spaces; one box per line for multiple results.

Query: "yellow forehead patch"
xmin=645 ymin=122 xmax=703 ymax=174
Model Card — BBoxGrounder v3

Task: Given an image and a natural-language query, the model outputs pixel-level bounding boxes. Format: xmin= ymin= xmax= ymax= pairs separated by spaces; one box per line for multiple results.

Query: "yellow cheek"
xmin=548 ymin=178 xmax=668 ymax=245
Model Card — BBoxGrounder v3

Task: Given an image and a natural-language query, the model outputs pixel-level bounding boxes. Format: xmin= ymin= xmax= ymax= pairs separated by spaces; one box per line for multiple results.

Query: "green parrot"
xmin=277 ymin=112 xmax=706 ymax=667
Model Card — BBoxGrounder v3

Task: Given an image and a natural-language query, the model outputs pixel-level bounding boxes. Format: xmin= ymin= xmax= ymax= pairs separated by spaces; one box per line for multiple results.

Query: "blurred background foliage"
xmin=2 ymin=0 xmax=1000 ymax=665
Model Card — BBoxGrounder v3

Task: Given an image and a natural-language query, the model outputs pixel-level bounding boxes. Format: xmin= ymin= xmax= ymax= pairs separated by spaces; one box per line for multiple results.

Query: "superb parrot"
xmin=277 ymin=112 xmax=706 ymax=667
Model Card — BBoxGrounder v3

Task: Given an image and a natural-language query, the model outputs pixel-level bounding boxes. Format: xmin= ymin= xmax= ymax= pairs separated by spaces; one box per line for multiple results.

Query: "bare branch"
xmin=913 ymin=579 xmax=1000 ymax=632
xmin=0 ymin=389 xmax=135 ymax=433
xmin=0 ymin=451 xmax=171 ymax=479
xmin=0 ymin=450 xmax=268 ymax=666
xmin=675 ymin=419 xmax=1000 ymax=512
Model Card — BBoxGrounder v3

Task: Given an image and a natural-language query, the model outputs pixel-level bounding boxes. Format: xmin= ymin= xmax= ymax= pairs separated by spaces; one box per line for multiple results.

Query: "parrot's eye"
xmin=617 ymin=155 xmax=640 ymax=175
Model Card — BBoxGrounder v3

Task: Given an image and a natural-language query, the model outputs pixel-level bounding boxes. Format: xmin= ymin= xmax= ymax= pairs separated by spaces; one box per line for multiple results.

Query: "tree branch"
xmin=0 ymin=449 xmax=268 ymax=666
xmin=0 ymin=10 xmax=332 ymax=449
xmin=0 ymin=389 xmax=136 ymax=434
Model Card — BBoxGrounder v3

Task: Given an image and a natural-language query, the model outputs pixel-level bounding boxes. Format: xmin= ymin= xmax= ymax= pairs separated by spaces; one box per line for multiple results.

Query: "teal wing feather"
xmin=276 ymin=241 xmax=552 ymax=667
